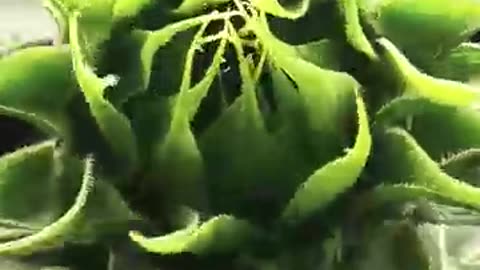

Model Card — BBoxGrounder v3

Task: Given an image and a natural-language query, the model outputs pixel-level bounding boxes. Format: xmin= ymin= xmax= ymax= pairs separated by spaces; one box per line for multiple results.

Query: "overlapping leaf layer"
xmin=1 ymin=0 xmax=480 ymax=269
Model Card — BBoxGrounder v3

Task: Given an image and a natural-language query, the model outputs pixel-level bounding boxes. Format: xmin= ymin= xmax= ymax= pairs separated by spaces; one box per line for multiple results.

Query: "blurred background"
xmin=0 ymin=0 xmax=57 ymax=53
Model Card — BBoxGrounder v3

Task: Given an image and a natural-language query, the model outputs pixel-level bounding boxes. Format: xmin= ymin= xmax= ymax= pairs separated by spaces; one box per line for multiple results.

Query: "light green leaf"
xmin=198 ymin=22 xmax=311 ymax=219
xmin=251 ymin=0 xmax=311 ymax=19
xmin=69 ymin=12 xmax=138 ymax=171
xmin=282 ymin=84 xmax=371 ymax=223
xmin=217 ymin=17 xmax=365 ymax=221
xmin=129 ymin=214 xmax=257 ymax=255
xmin=0 ymin=46 xmax=76 ymax=136
xmin=0 ymin=155 xmax=94 ymax=256
xmin=337 ymin=0 xmax=377 ymax=59
xmin=377 ymin=38 xmax=480 ymax=107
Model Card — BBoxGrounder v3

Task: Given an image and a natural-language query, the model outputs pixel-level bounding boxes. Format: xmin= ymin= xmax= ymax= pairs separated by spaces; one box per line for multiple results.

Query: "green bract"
xmin=1 ymin=0 xmax=480 ymax=268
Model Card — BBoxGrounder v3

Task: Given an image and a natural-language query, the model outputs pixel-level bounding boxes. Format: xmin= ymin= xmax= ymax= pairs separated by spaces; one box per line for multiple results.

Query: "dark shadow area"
xmin=0 ymin=115 xmax=44 ymax=156
xmin=471 ymin=31 xmax=480 ymax=43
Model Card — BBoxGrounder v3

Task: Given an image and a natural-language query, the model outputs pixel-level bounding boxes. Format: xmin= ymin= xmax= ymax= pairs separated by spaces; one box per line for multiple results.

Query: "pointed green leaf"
xmin=198 ymin=23 xmax=310 ymax=219
xmin=205 ymin=18 xmax=364 ymax=220
xmin=282 ymin=85 xmax=371 ymax=223
xmin=69 ymin=13 xmax=138 ymax=171
xmin=0 ymin=46 xmax=76 ymax=136
xmin=0 ymin=155 xmax=94 ymax=256
xmin=138 ymin=10 xmax=237 ymax=89
xmin=129 ymin=214 xmax=257 ymax=255
xmin=378 ymin=38 xmax=480 ymax=107
xmin=152 ymin=22 xmax=227 ymax=209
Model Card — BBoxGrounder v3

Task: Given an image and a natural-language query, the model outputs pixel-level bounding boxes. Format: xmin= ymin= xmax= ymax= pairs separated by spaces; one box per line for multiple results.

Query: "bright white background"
xmin=0 ymin=0 xmax=57 ymax=50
